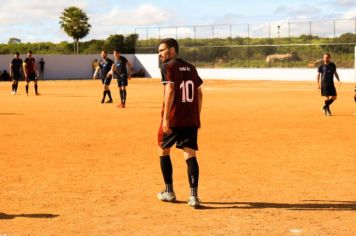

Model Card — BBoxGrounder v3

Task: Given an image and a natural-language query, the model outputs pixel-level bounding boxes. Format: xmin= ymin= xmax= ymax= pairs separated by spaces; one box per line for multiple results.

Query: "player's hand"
xmin=338 ymin=81 xmax=342 ymax=87
xmin=128 ymin=76 xmax=132 ymax=80
xmin=162 ymin=118 xmax=171 ymax=134
xmin=317 ymin=85 xmax=321 ymax=90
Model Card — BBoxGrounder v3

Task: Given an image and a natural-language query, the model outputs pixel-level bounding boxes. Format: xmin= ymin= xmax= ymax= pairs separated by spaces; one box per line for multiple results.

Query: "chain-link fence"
xmin=135 ymin=18 xmax=356 ymax=68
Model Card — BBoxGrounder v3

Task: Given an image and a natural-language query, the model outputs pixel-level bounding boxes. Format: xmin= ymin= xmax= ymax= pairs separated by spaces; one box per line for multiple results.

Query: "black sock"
xmin=35 ymin=84 xmax=38 ymax=94
xmin=354 ymin=97 xmax=356 ymax=103
xmin=325 ymin=99 xmax=334 ymax=107
xmin=123 ymin=89 xmax=127 ymax=104
xmin=328 ymin=99 xmax=334 ymax=106
xmin=107 ymin=90 xmax=112 ymax=100
xmin=25 ymin=85 xmax=29 ymax=94
xmin=160 ymin=155 xmax=173 ymax=192
xmin=12 ymin=84 xmax=15 ymax=92
xmin=186 ymin=157 xmax=199 ymax=197
xmin=15 ymin=83 xmax=18 ymax=92
xmin=119 ymin=90 xmax=123 ymax=103
xmin=102 ymin=90 xmax=107 ymax=101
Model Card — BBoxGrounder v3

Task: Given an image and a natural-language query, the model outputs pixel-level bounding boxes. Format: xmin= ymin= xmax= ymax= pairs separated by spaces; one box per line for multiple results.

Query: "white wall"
xmin=0 ymin=54 xmax=135 ymax=80
xmin=196 ymin=68 xmax=355 ymax=82
xmin=134 ymin=54 xmax=355 ymax=82
xmin=1 ymin=53 xmax=354 ymax=82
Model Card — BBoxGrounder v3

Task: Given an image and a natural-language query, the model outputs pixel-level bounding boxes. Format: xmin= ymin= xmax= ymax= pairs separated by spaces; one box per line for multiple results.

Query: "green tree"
xmin=104 ymin=34 xmax=125 ymax=52
xmin=8 ymin=38 xmax=21 ymax=44
xmin=124 ymin=34 xmax=139 ymax=53
xmin=59 ymin=6 xmax=91 ymax=54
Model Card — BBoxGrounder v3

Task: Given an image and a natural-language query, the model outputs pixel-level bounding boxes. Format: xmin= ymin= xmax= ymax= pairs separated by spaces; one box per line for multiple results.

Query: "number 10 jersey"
xmin=161 ymin=58 xmax=203 ymax=128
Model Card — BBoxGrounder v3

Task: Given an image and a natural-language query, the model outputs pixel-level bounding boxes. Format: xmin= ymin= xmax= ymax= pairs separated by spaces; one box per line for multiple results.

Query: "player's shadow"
xmin=0 ymin=113 xmax=23 ymax=116
xmin=196 ymin=200 xmax=356 ymax=211
xmin=45 ymin=94 xmax=92 ymax=98
xmin=0 ymin=212 xmax=59 ymax=220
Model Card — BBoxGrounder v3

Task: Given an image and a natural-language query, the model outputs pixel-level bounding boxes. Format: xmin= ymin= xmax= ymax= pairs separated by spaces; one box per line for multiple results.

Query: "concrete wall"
xmin=134 ymin=54 xmax=355 ymax=83
xmin=1 ymin=53 xmax=354 ymax=82
xmin=0 ymin=54 xmax=135 ymax=80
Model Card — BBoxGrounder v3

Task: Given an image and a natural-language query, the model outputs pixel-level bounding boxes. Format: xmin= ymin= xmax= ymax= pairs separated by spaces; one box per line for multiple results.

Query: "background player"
xmin=111 ymin=49 xmax=131 ymax=108
xmin=156 ymin=38 xmax=203 ymax=208
xmin=39 ymin=58 xmax=45 ymax=80
xmin=9 ymin=52 xmax=23 ymax=95
xmin=23 ymin=50 xmax=40 ymax=95
xmin=93 ymin=50 xmax=114 ymax=103
xmin=317 ymin=53 xmax=341 ymax=116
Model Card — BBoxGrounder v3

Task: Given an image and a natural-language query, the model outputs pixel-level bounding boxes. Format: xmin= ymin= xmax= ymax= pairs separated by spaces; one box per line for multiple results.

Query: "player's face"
xmin=101 ymin=51 xmax=107 ymax=58
xmin=14 ymin=54 xmax=19 ymax=59
xmin=323 ymin=54 xmax=330 ymax=64
xmin=27 ymin=52 xmax=32 ymax=58
xmin=158 ymin=43 xmax=173 ymax=63
xmin=114 ymin=51 xmax=120 ymax=59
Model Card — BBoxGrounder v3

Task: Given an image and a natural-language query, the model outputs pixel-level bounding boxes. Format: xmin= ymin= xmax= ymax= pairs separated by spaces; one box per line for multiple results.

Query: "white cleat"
xmin=157 ymin=191 xmax=176 ymax=202
xmin=187 ymin=196 xmax=200 ymax=208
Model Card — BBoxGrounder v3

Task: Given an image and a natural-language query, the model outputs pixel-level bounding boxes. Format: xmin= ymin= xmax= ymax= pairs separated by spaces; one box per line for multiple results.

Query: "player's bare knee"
xmin=159 ymin=147 xmax=170 ymax=156
xmin=183 ymin=148 xmax=197 ymax=160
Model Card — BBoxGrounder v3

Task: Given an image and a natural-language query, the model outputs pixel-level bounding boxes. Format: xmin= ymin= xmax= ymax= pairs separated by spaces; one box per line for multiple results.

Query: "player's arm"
xmin=9 ymin=63 xmax=13 ymax=78
xmin=34 ymin=63 xmax=39 ymax=77
xmin=110 ymin=64 xmax=115 ymax=76
xmin=93 ymin=66 xmax=100 ymax=79
xmin=127 ymin=62 xmax=132 ymax=80
xmin=162 ymin=83 xmax=175 ymax=134
xmin=198 ymin=86 xmax=203 ymax=115
xmin=334 ymin=70 xmax=341 ymax=86
xmin=316 ymin=72 xmax=321 ymax=89
xmin=23 ymin=62 xmax=28 ymax=81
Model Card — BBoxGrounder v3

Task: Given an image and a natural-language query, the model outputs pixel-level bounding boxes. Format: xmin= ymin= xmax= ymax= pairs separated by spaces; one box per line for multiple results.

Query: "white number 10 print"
xmin=179 ymin=80 xmax=194 ymax=103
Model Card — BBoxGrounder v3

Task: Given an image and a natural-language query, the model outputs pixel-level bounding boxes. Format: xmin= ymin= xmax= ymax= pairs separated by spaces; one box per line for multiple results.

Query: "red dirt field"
xmin=1 ymin=79 xmax=356 ymax=235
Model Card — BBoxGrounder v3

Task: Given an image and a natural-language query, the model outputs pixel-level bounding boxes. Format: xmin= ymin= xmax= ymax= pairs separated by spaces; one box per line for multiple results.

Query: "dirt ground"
xmin=1 ymin=79 xmax=356 ymax=235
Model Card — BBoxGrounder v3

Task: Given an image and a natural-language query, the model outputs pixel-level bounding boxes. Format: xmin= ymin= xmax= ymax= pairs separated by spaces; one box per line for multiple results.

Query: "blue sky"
xmin=0 ymin=0 xmax=355 ymax=43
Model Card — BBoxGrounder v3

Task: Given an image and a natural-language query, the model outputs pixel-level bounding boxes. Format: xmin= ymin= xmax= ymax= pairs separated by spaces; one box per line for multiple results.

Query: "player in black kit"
xmin=111 ymin=49 xmax=132 ymax=108
xmin=10 ymin=52 xmax=23 ymax=95
xmin=317 ymin=53 xmax=341 ymax=116
xmin=93 ymin=50 xmax=114 ymax=103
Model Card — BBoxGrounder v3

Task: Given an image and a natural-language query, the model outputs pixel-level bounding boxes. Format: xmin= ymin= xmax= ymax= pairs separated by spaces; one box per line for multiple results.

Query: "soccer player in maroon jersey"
xmin=156 ymin=38 xmax=203 ymax=208
xmin=23 ymin=51 xmax=40 ymax=95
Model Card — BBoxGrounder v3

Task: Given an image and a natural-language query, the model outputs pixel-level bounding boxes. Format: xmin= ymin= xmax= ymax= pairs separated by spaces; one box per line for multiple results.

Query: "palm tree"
xmin=59 ymin=6 xmax=91 ymax=54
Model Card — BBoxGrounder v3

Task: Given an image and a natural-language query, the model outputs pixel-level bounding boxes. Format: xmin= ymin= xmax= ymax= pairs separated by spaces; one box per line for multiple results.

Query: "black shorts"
xmin=117 ymin=75 xmax=128 ymax=87
xmin=12 ymin=73 xmax=22 ymax=81
xmin=103 ymin=74 xmax=112 ymax=85
xmin=158 ymin=126 xmax=198 ymax=150
xmin=27 ymin=73 xmax=37 ymax=81
xmin=321 ymin=85 xmax=337 ymax=96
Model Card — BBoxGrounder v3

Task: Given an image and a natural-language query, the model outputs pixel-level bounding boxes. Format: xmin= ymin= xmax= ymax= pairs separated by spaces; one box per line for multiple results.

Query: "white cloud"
xmin=336 ymin=0 xmax=356 ymax=7
xmin=274 ymin=4 xmax=323 ymax=20
xmin=342 ymin=8 xmax=356 ymax=18
xmin=0 ymin=0 xmax=90 ymax=43
xmin=96 ymin=4 xmax=170 ymax=26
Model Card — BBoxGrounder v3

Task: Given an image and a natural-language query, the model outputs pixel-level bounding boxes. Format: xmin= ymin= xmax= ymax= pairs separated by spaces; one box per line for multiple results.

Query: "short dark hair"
xmin=27 ymin=50 xmax=33 ymax=54
xmin=323 ymin=52 xmax=331 ymax=57
xmin=114 ymin=49 xmax=120 ymax=53
xmin=102 ymin=50 xmax=107 ymax=53
xmin=15 ymin=52 xmax=20 ymax=56
xmin=160 ymin=38 xmax=179 ymax=54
